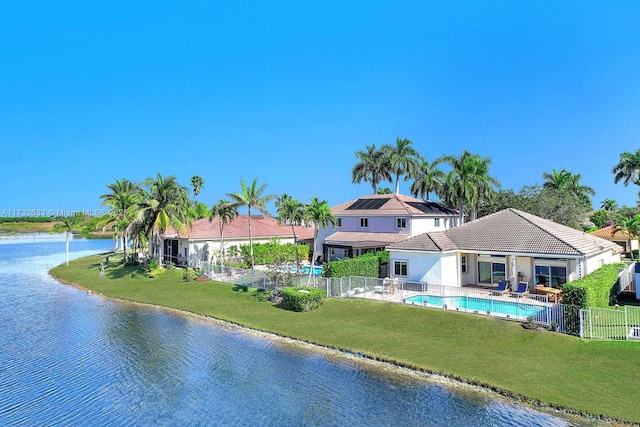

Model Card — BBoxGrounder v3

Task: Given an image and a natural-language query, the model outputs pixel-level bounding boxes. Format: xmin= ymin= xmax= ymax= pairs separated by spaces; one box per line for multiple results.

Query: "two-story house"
xmin=315 ymin=194 xmax=458 ymax=262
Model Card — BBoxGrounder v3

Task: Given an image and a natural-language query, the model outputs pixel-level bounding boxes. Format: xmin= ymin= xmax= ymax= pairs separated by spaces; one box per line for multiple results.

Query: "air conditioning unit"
xmin=628 ymin=327 xmax=640 ymax=341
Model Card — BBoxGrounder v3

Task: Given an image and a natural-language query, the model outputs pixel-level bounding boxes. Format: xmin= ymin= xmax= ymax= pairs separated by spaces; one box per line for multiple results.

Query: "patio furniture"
xmin=491 ymin=280 xmax=509 ymax=295
xmin=513 ymin=281 xmax=529 ymax=295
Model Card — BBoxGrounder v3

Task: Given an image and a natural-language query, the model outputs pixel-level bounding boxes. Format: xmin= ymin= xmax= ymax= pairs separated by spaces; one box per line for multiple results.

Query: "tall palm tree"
xmin=191 ymin=175 xmax=205 ymax=198
xmin=304 ymin=197 xmax=335 ymax=282
xmin=53 ymin=213 xmax=84 ymax=266
xmin=601 ymin=198 xmax=618 ymax=211
xmin=351 ymin=144 xmax=391 ymax=194
xmin=132 ymin=173 xmax=191 ymax=263
xmin=209 ymin=199 xmax=238 ymax=266
xmin=276 ymin=194 xmax=305 ymax=268
xmin=100 ymin=178 xmax=141 ymax=259
xmin=442 ymin=151 xmax=499 ymax=223
xmin=543 ymin=169 xmax=595 ymax=208
xmin=613 ymin=149 xmax=640 ymax=191
xmin=227 ymin=177 xmax=275 ymax=270
xmin=382 ymin=137 xmax=423 ymax=195
xmin=410 ymin=158 xmax=446 ymax=201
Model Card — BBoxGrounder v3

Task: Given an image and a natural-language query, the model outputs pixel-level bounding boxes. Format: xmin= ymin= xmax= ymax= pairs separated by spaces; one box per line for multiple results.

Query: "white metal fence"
xmin=201 ymin=266 xmax=640 ymax=341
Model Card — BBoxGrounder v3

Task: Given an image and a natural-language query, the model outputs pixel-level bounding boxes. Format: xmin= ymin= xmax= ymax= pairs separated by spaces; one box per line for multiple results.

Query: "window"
xmin=394 ymin=260 xmax=408 ymax=277
xmin=478 ymin=261 xmax=505 ymax=284
xmin=434 ymin=217 xmax=440 ymax=227
xmin=360 ymin=217 xmax=369 ymax=228
xmin=396 ymin=217 xmax=406 ymax=229
xmin=461 ymin=255 xmax=467 ymax=273
xmin=336 ymin=217 xmax=342 ymax=227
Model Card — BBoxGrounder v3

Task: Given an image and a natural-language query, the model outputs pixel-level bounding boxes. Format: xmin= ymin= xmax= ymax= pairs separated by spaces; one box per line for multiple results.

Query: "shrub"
xmin=563 ymin=263 xmax=623 ymax=308
xmin=239 ymin=241 xmax=309 ymax=265
xmin=281 ymin=287 xmax=325 ymax=312
xmin=183 ymin=267 xmax=199 ymax=281
xmin=146 ymin=267 xmax=166 ymax=278
xmin=324 ymin=253 xmax=379 ymax=278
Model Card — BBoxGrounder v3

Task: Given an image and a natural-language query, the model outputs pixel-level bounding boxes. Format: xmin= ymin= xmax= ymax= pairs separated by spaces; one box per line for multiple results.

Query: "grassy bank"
xmin=51 ymin=253 xmax=640 ymax=424
xmin=0 ymin=221 xmax=55 ymax=234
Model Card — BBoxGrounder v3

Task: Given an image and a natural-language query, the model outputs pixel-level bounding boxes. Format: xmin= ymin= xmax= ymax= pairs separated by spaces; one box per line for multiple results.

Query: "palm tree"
xmin=191 ymin=175 xmax=205 ymax=198
xmin=410 ymin=158 xmax=446 ymax=201
xmin=376 ymin=187 xmax=393 ymax=194
xmin=53 ymin=213 xmax=84 ymax=266
xmin=543 ymin=169 xmax=595 ymax=208
xmin=209 ymin=199 xmax=238 ymax=267
xmin=351 ymin=144 xmax=391 ymax=194
xmin=131 ymin=173 xmax=192 ymax=263
xmin=613 ymin=150 xmax=640 ymax=194
xmin=613 ymin=214 xmax=640 ymax=260
xmin=381 ymin=138 xmax=423 ymax=194
xmin=442 ymin=151 xmax=499 ymax=223
xmin=304 ymin=197 xmax=335 ymax=282
xmin=601 ymin=198 xmax=618 ymax=211
xmin=100 ymin=178 xmax=141 ymax=259
xmin=227 ymin=177 xmax=275 ymax=270
xmin=276 ymin=194 xmax=305 ymax=268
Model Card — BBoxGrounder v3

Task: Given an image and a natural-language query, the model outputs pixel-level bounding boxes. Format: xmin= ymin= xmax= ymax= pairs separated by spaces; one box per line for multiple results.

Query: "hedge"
xmin=239 ymin=242 xmax=309 ymax=265
xmin=281 ymin=287 xmax=325 ymax=312
xmin=324 ymin=253 xmax=379 ymax=278
xmin=562 ymin=263 xmax=624 ymax=309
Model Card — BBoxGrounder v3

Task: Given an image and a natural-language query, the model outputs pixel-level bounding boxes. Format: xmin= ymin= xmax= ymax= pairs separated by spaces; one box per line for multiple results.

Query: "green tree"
xmin=189 ymin=201 xmax=210 ymax=220
xmin=613 ymin=214 xmax=640 ymax=259
xmin=304 ymin=197 xmax=335 ymax=281
xmin=543 ymin=168 xmax=595 ymax=209
xmin=276 ymin=194 xmax=305 ymax=268
xmin=410 ymin=158 xmax=446 ymax=201
xmin=376 ymin=187 xmax=393 ymax=194
xmin=227 ymin=177 xmax=275 ymax=270
xmin=613 ymin=149 xmax=640 ymax=197
xmin=132 ymin=173 xmax=192 ymax=263
xmin=382 ymin=137 xmax=423 ymax=195
xmin=351 ymin=144 xmax=392 ymax=194
xmin=99 ymin=178 xmax=141 ymax=258
xmin=53 ymin=213 xmax=85 ymax=266
xmin=601 ymin=198 xmax=619 ymax=211
xmin=442 ymin=151 xmax=500 ymax=223
xmin=209 ymin=199 xmax=238 ymax=266
xmin=191 ymin=175 xmax=204 ymax=198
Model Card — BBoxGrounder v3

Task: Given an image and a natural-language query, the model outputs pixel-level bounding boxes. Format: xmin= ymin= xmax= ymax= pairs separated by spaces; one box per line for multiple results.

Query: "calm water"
xmin=0 ymin=237 xmax=598 ymax=426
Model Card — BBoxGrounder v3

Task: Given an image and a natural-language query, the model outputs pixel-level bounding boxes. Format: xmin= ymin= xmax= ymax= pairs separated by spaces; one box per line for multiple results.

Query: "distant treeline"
xmin=0 ymin=217 xmax=53 ymax=223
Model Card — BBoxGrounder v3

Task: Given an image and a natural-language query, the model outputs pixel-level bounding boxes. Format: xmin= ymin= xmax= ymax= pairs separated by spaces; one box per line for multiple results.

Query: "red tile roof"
xmin=165 ymin=215 xmax=314 ymax=241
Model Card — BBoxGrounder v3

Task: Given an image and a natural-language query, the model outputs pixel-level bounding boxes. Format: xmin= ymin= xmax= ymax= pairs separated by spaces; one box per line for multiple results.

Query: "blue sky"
xmin=2 ymin=1 xmax=639 ymax=216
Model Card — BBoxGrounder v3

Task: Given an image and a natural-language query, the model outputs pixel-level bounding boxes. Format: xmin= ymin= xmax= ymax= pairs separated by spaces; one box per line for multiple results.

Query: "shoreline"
xmin=50 ymin=268 xmax=624 ymax=426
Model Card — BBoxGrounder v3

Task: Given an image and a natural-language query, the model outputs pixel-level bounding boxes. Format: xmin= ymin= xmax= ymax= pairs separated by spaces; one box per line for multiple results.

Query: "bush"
xmin=281 ymin=287 xmax=325 ymax=312
xmin=324 ymin=253 xmax=379 ymax=278
xmin=563 ymin=263 xmax=624 ymax=308
xmin=183 ymin=267 xmax=199 ymax=281
xmin=146 ymin=267 xmax=166 ymax=278
xmin=239 ymin=241 xmax=309 ymax=265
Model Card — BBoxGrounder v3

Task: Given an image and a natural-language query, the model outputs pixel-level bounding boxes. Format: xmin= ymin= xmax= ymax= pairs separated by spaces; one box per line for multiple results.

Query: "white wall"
xmin=389 ymin=251 xmax=459 ymax=286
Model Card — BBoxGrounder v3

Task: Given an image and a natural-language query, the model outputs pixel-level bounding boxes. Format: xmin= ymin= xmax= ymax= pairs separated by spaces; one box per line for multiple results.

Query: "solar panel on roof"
xmin=346 ymin=198 xmax=390 ymax=210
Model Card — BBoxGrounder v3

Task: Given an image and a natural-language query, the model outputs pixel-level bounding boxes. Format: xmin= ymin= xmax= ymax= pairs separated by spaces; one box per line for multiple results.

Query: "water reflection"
xmin=0 ymin=238 xmax=600 ymax=426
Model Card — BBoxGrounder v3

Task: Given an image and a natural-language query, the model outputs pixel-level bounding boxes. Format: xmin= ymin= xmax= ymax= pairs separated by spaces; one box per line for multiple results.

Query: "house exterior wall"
xmin=390 ymin=251 xmax=459 ymax=286
xmin=174 ymin=236 xmax=298 ymax=266
xmin=583 ymin=250 xmax=621 ymax=276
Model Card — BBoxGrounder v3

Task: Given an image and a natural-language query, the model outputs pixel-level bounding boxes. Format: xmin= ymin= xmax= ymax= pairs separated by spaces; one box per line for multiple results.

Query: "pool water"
xmin=405 ymin=295 xmax=545 ymax=318
xmin=286 ymin=265 xmax=323 ymax=276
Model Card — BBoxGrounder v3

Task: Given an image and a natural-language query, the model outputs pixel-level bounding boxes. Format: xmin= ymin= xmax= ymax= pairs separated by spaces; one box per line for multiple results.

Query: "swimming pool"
xmin=404 ymin=294 xmax=545 ymax=318
xmin=286 ymin=265 xmax=323 ymax=276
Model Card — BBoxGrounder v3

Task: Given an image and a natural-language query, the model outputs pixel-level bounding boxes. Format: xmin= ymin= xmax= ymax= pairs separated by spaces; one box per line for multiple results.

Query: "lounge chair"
xmin=513 ymin=281 xmax=529 ymax=295
xmin=491 ymin=280 xmax=509 ymax=295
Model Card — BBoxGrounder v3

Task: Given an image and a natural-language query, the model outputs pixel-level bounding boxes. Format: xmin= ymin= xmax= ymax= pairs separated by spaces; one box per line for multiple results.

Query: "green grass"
xmin=0 ymin=222 xmax=55 ymax=234
xmin=51 ymin=253 xmax=640 ymax=424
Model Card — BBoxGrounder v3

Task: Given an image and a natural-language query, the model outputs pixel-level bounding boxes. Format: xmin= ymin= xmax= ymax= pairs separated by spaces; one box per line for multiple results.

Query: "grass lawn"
xmin=0 ymin=222 xmax=55 ymax=234
xmin=51 ymin=253 xmax=640 ymax=424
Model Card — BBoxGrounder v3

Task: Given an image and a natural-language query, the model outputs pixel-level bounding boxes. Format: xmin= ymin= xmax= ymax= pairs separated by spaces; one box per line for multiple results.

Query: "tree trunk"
xmin=291 ymin=223 xmax=299 ymax=268
xmin=65 ymin=230 xmax=70 ymax=266
xmin=248 ymin=208 xmax=254 ymax=270
xmin=395 ymin=175 xmax=400 ymax=194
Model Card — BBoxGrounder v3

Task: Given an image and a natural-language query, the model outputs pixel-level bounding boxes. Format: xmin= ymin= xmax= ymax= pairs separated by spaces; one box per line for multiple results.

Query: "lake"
xmin=0 ymin=236 xmax=597 ymax=426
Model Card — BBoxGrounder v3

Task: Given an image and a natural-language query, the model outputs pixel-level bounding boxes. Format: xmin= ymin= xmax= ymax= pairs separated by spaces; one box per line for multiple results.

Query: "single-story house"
xmin=162 ymin=215 xmax=314 ymax=267
xmin=386 ymin=208 xmax=623 ymax=292
xmin=589 ymin=225 xmax=639 ymax=256
xmin=315 ymin=193 xmax=458 ymax=262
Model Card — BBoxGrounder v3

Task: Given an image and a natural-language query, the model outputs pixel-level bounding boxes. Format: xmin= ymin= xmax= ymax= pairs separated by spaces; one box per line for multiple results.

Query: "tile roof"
xmin=387 ymin=208 xmax=622 ymax=256
xmin=331 ymin=193 xmax=458 ymax=217
xmin=165 ymin=215 xmax=314 ymax=241
xmin=589 ymin=225 xmax=635 ymax=239
xmin=324 ymin=231 xmax=410 ymax=248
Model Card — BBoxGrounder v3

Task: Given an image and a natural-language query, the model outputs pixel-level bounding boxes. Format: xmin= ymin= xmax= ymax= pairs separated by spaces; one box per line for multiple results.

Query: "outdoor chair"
xmin=491 ymin=280 xmax=509 ymax=295
xmin=512 ymin=281 xmax=529 ymax=295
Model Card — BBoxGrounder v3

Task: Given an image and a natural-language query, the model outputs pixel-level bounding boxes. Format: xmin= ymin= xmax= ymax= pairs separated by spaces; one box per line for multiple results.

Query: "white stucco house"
xmin=386 ymin=208 xmax=623 ymax=292
xmin=162 ymin=215 xmax=313 ymax=267
xmin=315 ymin=193 xmax=459 ymax=262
